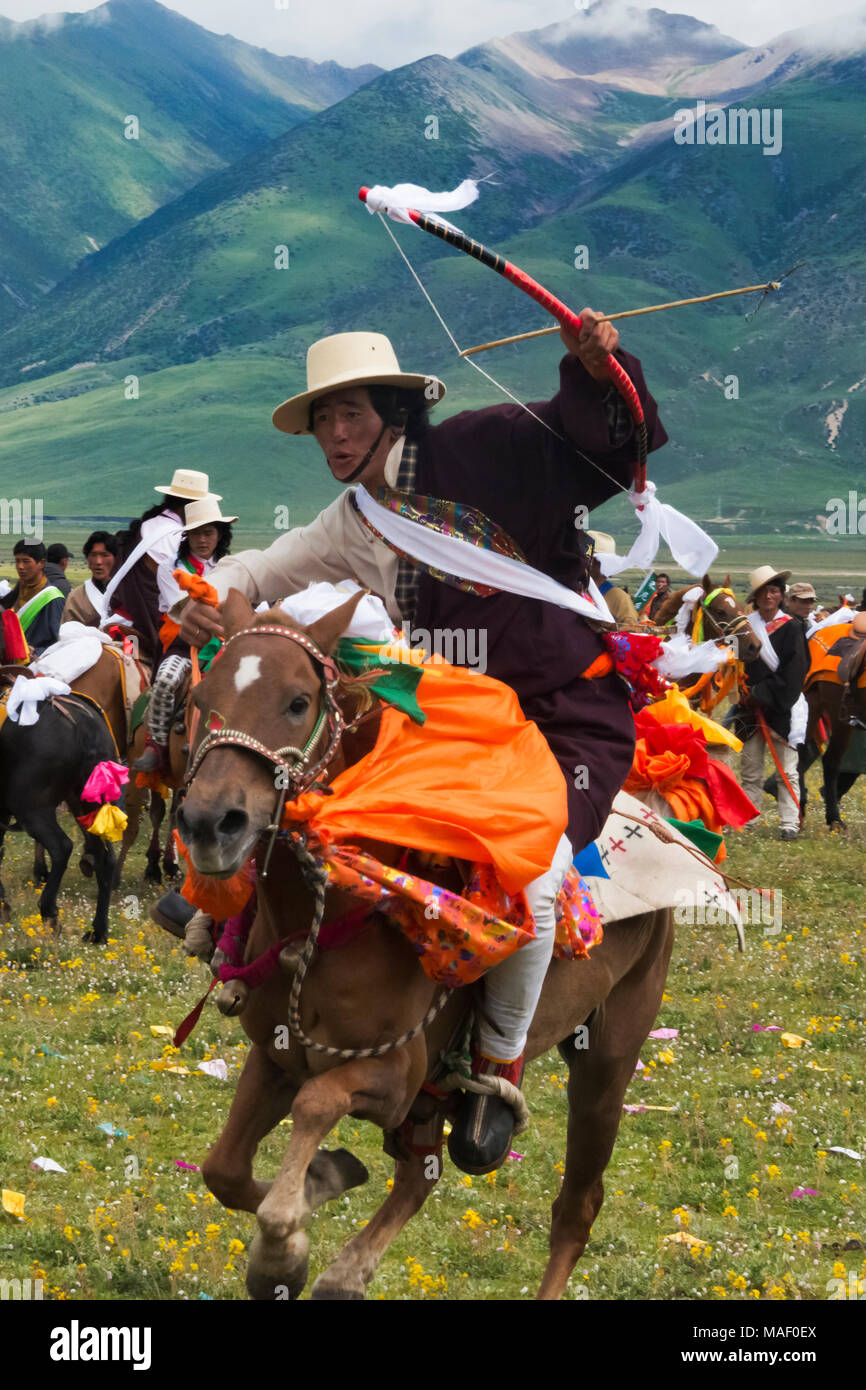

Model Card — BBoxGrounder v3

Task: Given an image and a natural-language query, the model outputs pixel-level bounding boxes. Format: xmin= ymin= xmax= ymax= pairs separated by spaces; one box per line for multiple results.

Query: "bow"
xmin=359 ymin=183 xmax=649 ymax=491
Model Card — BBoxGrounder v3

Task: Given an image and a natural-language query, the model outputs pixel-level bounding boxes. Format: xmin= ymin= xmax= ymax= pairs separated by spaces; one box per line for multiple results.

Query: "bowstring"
xmin=376 ymin=212 xmax=633 ymax=499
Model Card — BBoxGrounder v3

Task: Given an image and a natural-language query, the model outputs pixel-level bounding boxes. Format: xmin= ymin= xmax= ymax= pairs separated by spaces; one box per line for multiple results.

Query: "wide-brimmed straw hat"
xmin=272 ymin=333 xmax=446 ymax=436
xmin=586 ymin=529 xmax=617 ymax=556
xmin=155 ymin=468 xmax=221 ymax=502
xmin=183 ymin=496 xmax=237 ymax=530
xmin=747 ymin=565 xmax=791 ymax=602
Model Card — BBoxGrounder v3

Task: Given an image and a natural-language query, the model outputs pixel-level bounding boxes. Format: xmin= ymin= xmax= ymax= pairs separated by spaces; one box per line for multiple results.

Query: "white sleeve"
xmin=141 ymin=513 xmax=183 ymax=567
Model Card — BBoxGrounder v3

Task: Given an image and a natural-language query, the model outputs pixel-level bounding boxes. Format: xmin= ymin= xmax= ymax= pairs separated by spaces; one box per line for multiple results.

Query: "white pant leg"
xmin=477 ymin=833 xmax=573 ymax=1063
xmin=739 ymin=732 xmax=767 ymax=821
xmin=773 ymin=734 xmax=800 ymax=832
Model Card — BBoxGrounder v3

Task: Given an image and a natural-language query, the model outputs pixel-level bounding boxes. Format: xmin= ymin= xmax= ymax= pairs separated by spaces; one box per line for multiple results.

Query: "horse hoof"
xmin=245 ymin=1232 xmax=309 ymax=1302
xmin=829 ymin=820 xmax=845 ymax=833
xmin=81 ymin=930 xmax=94 ymax=944
xmin=310 ymin=1281 xmax=364 ymax=1300
xmin=144 ymin=868 xmax=162 ymax=886
xmin=79 ymin=854 xmax=95 ymax=879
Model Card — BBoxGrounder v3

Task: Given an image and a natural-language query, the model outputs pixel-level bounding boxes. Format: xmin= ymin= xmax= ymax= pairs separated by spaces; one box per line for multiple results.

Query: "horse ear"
xmin=305 ymin=590 xmax=367 ymax=654
xmin=221 ymin=588 xmax=255 ymax=638
xmin=702 ymin=574 xmax=712 ymax=592
xmin=724 ymin=573 xmax=731 ymax=588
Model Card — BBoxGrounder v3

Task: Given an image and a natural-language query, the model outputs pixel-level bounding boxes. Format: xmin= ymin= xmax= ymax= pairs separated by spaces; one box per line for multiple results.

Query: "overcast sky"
xmin=1 ymin=0 xmax=863 ymax=66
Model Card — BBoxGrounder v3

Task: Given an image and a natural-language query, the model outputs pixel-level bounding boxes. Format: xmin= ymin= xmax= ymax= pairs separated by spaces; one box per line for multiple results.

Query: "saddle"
xmin=806 ymin=621 xmax=866 ymax=693
xmin=836 ymin=634 xmax=866 ymax=689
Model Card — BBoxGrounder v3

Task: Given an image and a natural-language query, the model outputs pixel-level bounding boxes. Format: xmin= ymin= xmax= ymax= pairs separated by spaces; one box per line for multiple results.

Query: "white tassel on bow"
xmin=598 ymin=481 xmax=718 ymax=580
xmin=363 ymin=179 xmax=481 ymax=232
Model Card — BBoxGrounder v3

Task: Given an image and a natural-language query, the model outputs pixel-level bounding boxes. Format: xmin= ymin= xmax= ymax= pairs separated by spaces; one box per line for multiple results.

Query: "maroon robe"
xmin=413 ymin=349 xmax=668 ymax=853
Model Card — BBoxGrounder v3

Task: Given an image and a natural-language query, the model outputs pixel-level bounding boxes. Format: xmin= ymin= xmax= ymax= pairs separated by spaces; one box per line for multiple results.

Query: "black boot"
xmin=150 ymin=891 xmax=195 ymax=939
xmin=447 ymin=1052 xmax=524 ymax=1176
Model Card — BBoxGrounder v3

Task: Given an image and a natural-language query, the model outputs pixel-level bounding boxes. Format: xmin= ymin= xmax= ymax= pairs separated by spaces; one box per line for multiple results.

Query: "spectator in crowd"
xmin=586 ymin=530 xmax=639 ymax=625
xmin=45 ymin=542 xmax=73 ymax=598
xmin=0 ymin=540 xmax=65 ymax=654
xmin=785 ymin=581 xmax=818 ymax=636
xmin=62 ymin=531 xmax=118 ymax=627
xmin=732 ymin=565 xmax=809 ymax=841
xmin=645 ymin=571 xmax=671 ymax=621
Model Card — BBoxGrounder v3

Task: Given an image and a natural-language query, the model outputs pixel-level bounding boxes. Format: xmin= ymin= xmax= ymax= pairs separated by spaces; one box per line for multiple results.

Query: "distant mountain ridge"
xmin=0 ymin=0 xmax=380 ymax=324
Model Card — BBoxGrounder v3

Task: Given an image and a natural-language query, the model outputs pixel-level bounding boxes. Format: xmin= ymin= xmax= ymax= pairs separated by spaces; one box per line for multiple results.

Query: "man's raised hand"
xmin=179 ymin=598 xmax=225 ymax=648
xmin=560 ymin=307 xmax=620 ymax=381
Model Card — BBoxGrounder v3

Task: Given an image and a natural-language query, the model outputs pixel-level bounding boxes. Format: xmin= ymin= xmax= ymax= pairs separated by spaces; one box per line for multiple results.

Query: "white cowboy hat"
xmin=746 ymin=564 xmax=791 ymax=602
xmin=586 ymin=530 xmax=617 ymax=555
xmin=183 ymin=496 xmax=238 ymax=530
xmin=272 ymin=332 xmax=446 ymax=436
xmin=154 ymin=468 xmax=222 ymax=502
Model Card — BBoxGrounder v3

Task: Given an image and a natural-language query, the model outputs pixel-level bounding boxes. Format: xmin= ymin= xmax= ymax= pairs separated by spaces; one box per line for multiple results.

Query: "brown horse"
xmin=652 ymin=574 xmax=760 ymax=712
xmin=804 ymin=619 xmax=866 ymax=827
xmin=177 ymin=589 xmax=673 ymax=1301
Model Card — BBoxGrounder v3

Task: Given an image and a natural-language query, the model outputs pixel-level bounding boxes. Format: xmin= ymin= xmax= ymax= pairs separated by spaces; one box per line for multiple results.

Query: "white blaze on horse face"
xmin=234 ymin=654 xmax=262 ymax=693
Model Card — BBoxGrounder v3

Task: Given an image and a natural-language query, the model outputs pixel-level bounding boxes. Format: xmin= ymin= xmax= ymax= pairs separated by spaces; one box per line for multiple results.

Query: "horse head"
xmin=698 ymin=575 xmax=761 ymax=661
xmin=177 ymin=587 xmax=364 ymax=877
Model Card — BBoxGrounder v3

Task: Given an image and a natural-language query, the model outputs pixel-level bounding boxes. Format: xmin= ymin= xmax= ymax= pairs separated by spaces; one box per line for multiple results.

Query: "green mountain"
xmin=0 ymin=0 xmax=379 ymax=325
xmin=0 ymin=3 xmax=862 ymax=544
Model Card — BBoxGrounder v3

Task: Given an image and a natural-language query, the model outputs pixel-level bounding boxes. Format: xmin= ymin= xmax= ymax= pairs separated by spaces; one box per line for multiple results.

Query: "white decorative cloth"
xmin=274 ymin=580 xmax=397 ymax=644
xmin=363 ymin=179 xmax=480 ymax=231
xmin=812 ymin=606 xmax=856 ymax=633
xmin=746 ymin=611 xmax=780 ymax=672
xmin=354 ymin=485 xmax=616 ymax=626
xmin=6 ymin=674 xmax=71 ymax=726
xmin=89 ymin=512 xmax=184 ymax=630
xmin=598 ymin=481 xmax=718 ymax=580
xmin=653 ymin=632 xmax=731 ymax=681
xmin=33 ymin=623 xmax=113 ymax=686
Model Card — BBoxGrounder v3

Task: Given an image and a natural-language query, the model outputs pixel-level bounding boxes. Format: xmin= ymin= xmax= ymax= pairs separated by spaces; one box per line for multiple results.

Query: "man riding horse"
xmin=170 ymin=312 xmax=668 ymax=1171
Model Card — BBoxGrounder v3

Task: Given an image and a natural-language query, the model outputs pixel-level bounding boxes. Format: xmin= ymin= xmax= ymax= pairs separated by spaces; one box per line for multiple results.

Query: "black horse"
xmin=0 ymin=687 xmax=119 ymax=943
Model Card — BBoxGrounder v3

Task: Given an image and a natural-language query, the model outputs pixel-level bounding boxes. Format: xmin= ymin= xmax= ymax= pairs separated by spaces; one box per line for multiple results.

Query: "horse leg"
xmin=822 ymin=726 xmax=851 ymax=829
xmin=202 ymin=1045 xmax=302 ymax=1214
xmin=20 ymin=809 xmax=72 ymax=935
xmin=82 ymin=832 xmax=115 ymax=945
xmin=311 ymin=1144 xmax=443 ymax=1301
xmin=33 ymin=840 xmax=49 ymax=885
xmin=537 ymin=909 xmax=674 ymax=1301
xmin=0 ymin=822 xmax=10 ymax=923
xmin=162 ymin=791 xmax=180 ymax=880
xmin=247 ymin=1048 xmax=421 ymax=1301
xmin=113 ymin=781 xmax=143 ymax=890
xmin=144 ymin=793 xmax=165 ymax=884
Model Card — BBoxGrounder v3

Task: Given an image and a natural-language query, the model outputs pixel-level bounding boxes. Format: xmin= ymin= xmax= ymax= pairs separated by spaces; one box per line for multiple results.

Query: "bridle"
xmin=184 ymin=624 xmax=347 ymax=873
xmin=697 ymin=587 xmax=752 ymax=647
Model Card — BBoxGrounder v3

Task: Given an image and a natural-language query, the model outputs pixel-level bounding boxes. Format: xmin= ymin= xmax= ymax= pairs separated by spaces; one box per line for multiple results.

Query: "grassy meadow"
xmin=0 ymin=758 xmax=863 ymax=1303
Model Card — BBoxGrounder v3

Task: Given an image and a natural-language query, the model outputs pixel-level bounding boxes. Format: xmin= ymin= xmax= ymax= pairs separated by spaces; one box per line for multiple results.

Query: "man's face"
xmin=787 ymin=595 xmax=815 ymax=620
xmin=311 ymin=387 xmax=392 ymax=485
xmin=87 ymin=545 xmax=114 ymax=582
xmin=656 ymin=576 xmax=670 ymax=595
xmin=15 ymin=553 xmax=42 ymax=584
xmin=756 ymin=582 xmax=783 ymax=620
xmin=187 ymin=524 xmax=219 ymax=561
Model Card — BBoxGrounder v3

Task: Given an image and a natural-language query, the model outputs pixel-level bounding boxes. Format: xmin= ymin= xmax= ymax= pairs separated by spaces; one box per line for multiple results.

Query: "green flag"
xmin=634 ymin=573 xmax=657 ymax=609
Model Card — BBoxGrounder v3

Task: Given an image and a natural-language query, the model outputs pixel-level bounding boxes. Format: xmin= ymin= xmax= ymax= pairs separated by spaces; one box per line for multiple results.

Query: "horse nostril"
xmin=217 ymin=809 xmax=249 ymax=840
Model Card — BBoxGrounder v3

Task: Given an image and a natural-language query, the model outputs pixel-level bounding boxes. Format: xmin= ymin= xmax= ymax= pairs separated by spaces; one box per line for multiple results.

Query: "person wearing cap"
xmin=585 ymin=531 xmax=639 ymax=625
xmin=45 ymin=543 xmax=73 ymax=598
xmin=171 ymin=315 xmax=668 ymax=1171
xmin=109 ymin=470 xmax=218 ymax=664
xmin=135 ymin=496 xmax=236 ymax=774
xmin=785 ymin=581 xmax=818 ymax=636
xmin=731 ymin=566 xmax=809 ymax=840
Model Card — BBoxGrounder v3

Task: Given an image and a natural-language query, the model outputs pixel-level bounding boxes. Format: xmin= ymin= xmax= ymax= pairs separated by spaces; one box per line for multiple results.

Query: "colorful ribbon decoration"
xmin=358 ymin=184 xmax=649 ymax=491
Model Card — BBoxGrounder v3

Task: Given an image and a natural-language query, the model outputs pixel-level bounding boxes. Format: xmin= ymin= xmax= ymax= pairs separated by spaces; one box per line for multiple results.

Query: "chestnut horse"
xmin=804 ymin=621 xmax=866 ymax=827
xmin=178 ymin=589 xmax=673 ymax=1301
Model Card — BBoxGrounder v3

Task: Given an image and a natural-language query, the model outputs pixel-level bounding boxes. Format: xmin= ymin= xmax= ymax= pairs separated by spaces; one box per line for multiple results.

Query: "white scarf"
xmin=746 ymin=610 xmax=780 ymax=672
xmin=88 ymin=513 xmax=183 ymax=630
xmin=355 ymin=485 xmax=616 ymax=625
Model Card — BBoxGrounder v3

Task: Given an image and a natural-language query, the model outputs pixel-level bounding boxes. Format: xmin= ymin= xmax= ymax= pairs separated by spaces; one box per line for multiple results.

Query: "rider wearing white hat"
xmin=170 ymin=319 xmax=669 ymax=1171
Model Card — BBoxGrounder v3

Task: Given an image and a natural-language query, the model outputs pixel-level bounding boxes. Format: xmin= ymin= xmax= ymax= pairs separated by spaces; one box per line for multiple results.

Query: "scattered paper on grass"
xmin=174 ymin=1160 xmax=201 ymax=1172
xmin=662 ymin=1231 xmax=709 ymax=1249
xmin=1 ymin=1190 xmax=26 ymax=1218
xmin=31 ymin=1157 xmax=66 ymax=1173
xmin=634 ymin=1059 xmax=645 ymax=1073
xmin=97 ymin=1122 xmax=128 ymax=1138
xmin=37 ymin=1046 xmax=68 ymax=1058
xmin=808 ymin=1061 xmax=832 ymax=1072
xmin=781 ymin=1032 xmax=808 ymax=1048
xmin=789 ymin=1187 xmax=819 ymax=1200
xmin=752 ymin=1024 xmax=781 ymax=1032
xmin=771 ymin=1102 xmax=795 ymax=1116
xmin=164 ymin=1065 xmax=191 ymax=1076
xmin=149 ymin=1025 xmax=175 ymax=1039
xmin=197 ymin=1059 xmax=228 ymax=1080
xmin=825 ymin=1147 xmax=863 ymax=1161
xmin=624 ymin=1104 xmax=679 ymax=1114
xmin=649 ymin=1028 xmax=679 ymax=1040
xmin=508 ymin=1151 xmax=524 ymax=1161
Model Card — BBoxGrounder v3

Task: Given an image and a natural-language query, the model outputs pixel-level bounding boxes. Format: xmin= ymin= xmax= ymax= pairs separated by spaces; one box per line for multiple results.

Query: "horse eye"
xmin=287 ymin=696 xmax=311 ymax=717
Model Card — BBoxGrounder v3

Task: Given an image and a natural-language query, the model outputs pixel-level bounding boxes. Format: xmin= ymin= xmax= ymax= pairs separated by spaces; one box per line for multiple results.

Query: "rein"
xmin=184 ymin=621 xmax=450 ymax=1059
